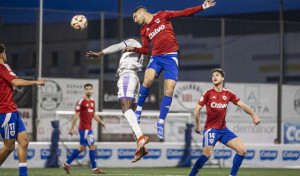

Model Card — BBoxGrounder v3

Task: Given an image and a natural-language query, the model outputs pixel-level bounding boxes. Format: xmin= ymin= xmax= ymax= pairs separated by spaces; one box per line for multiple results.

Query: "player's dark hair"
xmin=84 ymin=83 xmax=93 ymax=89
xmin=133 ymin=6 xmax=147 ymax=14
xmin=0 ymin=43 xmax=6 ymax=53
xmin=211 ymin=68 xmax=225 ymax=78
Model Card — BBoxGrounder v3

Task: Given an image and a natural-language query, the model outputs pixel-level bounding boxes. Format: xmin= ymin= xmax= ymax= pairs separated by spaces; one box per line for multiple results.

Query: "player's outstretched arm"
xmin=87 ymin=41 xmax=128 ymax=59
xmin=237 ymin=101 xmax=261 ymax=126
xmin=194 ymin=104 xmax=204 ymax=134
xmin=11 ymin=78 xmax=46 ymax=87
xmin=171 ymin=0 xmax=216 ymax=18
xmin=93 ymin=113 xmax=106 ymax=129
xmin=69 ymin=112 xmax=80 ymax=136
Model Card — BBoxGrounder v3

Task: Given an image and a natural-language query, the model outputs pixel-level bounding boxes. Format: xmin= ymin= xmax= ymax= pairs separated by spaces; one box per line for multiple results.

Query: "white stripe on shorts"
xmin=204 ymin=129 xmax=211 ymax=147
xmin=1 ymin=113 xmax=11 ymax=128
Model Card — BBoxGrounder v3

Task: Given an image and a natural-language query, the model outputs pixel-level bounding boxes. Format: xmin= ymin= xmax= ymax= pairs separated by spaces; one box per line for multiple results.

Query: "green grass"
xmin=1 ymin=167 xmax=300 ymax=176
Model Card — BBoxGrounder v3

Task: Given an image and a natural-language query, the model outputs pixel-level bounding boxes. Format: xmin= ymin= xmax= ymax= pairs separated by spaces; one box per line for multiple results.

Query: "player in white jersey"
xmin=86 ymin=38 xmax=149 ymax=163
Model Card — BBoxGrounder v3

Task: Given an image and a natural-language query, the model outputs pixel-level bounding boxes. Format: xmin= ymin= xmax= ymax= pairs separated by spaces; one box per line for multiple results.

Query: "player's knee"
xmin=19 ymin=137 xmax=29 ymax=149
xmin=165 ymin=87 xmax=174 ymax=96
xmin=237 ymin=147 xmax=247 ymax=156
xmin=4 ymin=143 xmax=15 ymax=153
xmin=143 ymin=78 xmax=153 ymax=87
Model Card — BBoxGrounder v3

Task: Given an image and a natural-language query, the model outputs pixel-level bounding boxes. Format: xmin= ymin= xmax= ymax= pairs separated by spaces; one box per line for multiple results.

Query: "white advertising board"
xmin=37 ymin=78 xmax=99 ymax=141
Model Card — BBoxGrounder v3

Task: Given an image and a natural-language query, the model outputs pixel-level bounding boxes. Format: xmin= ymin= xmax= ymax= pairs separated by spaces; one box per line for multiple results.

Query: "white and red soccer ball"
xmin=71 ymin=15 xmax=88 ymax=31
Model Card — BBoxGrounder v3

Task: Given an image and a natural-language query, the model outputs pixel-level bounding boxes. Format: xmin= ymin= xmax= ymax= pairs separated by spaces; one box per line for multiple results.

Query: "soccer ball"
xmin=71 ymin=15 xmax=88 ymax=31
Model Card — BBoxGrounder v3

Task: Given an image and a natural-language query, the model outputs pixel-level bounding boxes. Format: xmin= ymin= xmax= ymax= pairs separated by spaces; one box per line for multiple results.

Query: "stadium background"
xmin=0 ymin=0 xmax=300 ymax=174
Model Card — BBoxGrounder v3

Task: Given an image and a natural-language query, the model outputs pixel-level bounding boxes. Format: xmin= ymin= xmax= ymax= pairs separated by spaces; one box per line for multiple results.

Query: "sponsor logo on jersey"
xmin=96 ymin=149 xmax=112 ymax=159
xmin=245 ymin=150 xmax=255 ymax=160
xmin=282 ymin=150 xmax=300 ymax=161
xmin=14 ymin=149 xmax=35 ymax=160
xmin=40 ymin=149 xmax=62 ymax=159
xmin=211 ymin=102 xmax=228 ymax=108
xmin=149 ymin=25 xmax=165 ymax=40
xmin=67 ymin=149 xmax=87 ymax=160
xmin=118 ymin=149 xmax=136 ymax=159
xmin=88 ymin=108 xmax=94 ymax=112
xmin=284 ymin=123 xmax=300 ymax=144
xmin=167 ymin=149 xmax=183 ymax=159
xmin=143 ymin=149 xmax=161 ymax=159
xmin=192 ymin=149 xmax=202 ymax=159
xmin=260 ymin=150 xmax=277 ymax=160
xmin=214 ymin=149 xmax=232 ymax=159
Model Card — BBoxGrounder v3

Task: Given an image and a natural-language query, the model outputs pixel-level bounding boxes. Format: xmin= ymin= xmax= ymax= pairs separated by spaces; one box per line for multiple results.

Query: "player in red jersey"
xmin=123 ymin=0 xmax=216 ymax=140
xmin=63 ymin=83 xmax=106 ymax=174
xmin=0 ymin=43 xmax=46 ymax=176
xmin=189 ymin=68 xmax=261 ymax=176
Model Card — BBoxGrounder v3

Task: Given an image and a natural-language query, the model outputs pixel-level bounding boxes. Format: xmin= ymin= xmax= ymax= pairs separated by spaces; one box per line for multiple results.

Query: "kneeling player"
xmin=189 ymin=68 xmax=260 ymax=176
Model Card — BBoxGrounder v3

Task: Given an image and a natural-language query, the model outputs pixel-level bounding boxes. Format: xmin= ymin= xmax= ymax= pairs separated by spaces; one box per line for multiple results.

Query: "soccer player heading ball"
xmin=189 ymin=68 xmax=261 ymax=176
xmin=123 ymin=0 xmax=216 ymax=139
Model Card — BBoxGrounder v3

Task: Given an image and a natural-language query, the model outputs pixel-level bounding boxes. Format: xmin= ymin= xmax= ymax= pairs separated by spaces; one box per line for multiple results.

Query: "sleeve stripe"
xmin=77 ymin=98 xmax=84 ymax=105
xmin=123 ymin=41 xmax=127 ymax=47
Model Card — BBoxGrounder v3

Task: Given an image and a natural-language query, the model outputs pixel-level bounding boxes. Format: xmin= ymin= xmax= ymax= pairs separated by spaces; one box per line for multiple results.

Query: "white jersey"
xmin=103 ymin=38 xmax=144 ymax=76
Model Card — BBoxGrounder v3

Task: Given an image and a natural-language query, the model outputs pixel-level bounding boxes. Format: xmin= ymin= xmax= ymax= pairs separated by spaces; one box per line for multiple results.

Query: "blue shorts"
xmin=147 ymin=53 xmax=178 ymax=81
xmin=0 ymin=111 xmax=26 ymax=139
xmin=79 ymin=130 xmax=95 ymax=146
xmin=202 ymin=127 xmax=237 ymax=147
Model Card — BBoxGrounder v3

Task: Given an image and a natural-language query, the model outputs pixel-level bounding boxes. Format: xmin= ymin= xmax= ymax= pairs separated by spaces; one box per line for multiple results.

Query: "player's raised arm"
xmin=93 ymin=112 xmax=106 ymax=129
xmin=170 ymin=0 xmax=216 ymax=18
xmin=236 ymin=100 xmax=261 ymax=126
xmin=69 ymin=112 xmax=80 ymax=136
xmin=194 ymin=104 xmax=204 ymax=134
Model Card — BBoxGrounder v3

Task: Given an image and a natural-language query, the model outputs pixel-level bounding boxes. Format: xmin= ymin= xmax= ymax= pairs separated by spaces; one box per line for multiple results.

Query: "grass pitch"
xmin=1 ymin=167 xmax=300 ymax=176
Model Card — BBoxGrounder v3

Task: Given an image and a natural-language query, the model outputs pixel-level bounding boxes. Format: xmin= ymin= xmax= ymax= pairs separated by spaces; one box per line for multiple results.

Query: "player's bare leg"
xmin=190 ymin=146 xmax=213 ymax=176
xmin=226 ymin=138 xmax=247 ymax=176
xmin=17 ymin=131 xmax=29 ymax=163
xmin=155 ymin=79 xmax=176 ymax=139
xmin=0 ymin=138 xmax=15 ymax=165
xmin=135 ymin=68 xmax=156 ymax=124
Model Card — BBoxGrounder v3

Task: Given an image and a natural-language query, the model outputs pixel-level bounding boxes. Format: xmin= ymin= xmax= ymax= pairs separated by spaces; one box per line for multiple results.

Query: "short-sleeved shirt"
xmin=75 ymin=98 xmax=95 ymax=130
xmin=198 ymin=87 xmax=240 ymax=130
xmin=0 ymin=64 xmax=18 ymax=113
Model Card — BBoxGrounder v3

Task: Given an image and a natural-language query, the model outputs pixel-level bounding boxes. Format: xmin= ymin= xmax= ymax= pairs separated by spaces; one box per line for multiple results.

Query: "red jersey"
xmin=198 ymin=88 xmax=240 ymax=130
xmin=75 ymin=97 xmax=95 ymax=130
xmin=0 ymin=64 xmax=18 ymax=113
xmin=134 ymin=5 xmax=204 ymax=56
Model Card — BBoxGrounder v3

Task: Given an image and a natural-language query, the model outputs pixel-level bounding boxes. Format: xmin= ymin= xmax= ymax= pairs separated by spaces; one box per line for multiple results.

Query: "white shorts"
xmin=117 ymin=72 xmax=140 ymax=104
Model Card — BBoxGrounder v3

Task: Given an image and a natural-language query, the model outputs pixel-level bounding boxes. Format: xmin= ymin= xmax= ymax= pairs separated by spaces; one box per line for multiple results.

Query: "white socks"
xmin=124 ymin=109 xmax=143 ymax=139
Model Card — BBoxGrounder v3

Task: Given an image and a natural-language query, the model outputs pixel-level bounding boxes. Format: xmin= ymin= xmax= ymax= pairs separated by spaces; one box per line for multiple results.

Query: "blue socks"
xmin=89 ymin=150 xmax=97 ymax=169
xmin=159 ymin=95 xmax=172 ymax=121
xmin=66 ymin=149 xmax=80 ymax=165
xmin=137 ymin=85 xmax=150 ymax=107
xmin=189 ymin=155 xmax=209 ymax=176
xmin=19 ymin=163 xmax=27 ymax=176
xmin=230 ymin=154 xmax=245 ymax=176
